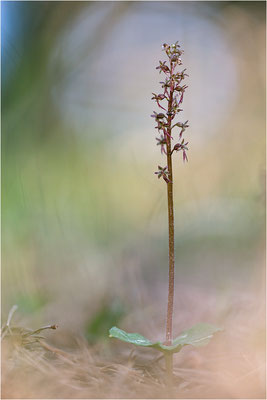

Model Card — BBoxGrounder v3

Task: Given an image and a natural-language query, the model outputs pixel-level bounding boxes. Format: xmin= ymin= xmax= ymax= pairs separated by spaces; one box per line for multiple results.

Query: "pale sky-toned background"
xmin=2 ymin=0 xmax=265 ymax=343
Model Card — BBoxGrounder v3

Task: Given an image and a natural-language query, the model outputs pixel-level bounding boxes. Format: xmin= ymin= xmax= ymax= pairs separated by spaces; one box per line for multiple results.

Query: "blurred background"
xmin=1 ymin=1 xmax=266 ymax=397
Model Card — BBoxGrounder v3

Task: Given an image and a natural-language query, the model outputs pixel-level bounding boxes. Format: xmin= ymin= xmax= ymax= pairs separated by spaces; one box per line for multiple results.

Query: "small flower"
xmin=160 ymin=78 xmax=171 ymax=91
xmin=172 ymin=139 xmax=188 ymax=152
xmin=179 ymin=120 xmax=189 ymax=138
xmin=170 ymin=55 xmax=182 ymax=65
xmin=172 ymin=120 xmax=189 ymax=138
xmin=171 ymin=97 xmax=183 ymax=114
xmin=163 ymin=42 xmax=183 ymax=59
xmin=174 ymin=84 xmax=188 ymax=93
xmin=156 ymin=135 xmax=167 ymax=154
xmin=183 ymin=150 xmax=188 ymax=162
xmin=173 ymin=69 xmax=188 ymax=82
xmin=154 ymin=120 xmax=168 ymax=132
xmin=151 ymin=93 xmax=166 ymax=101
xmin=162 ymin=43 xmax=170 ymax=54
xmin=156 ymin=60 xmax=170 ymax=74
xmin=178 ymin=88 xmax=187 ymax=105
xmin=152 ymin=93 xmax=167 ymax=111
xmin=170 ymin=41 xmax=181 ymax=52
xmin=173 ymin=120 xmax=189 ymax=129
xmin=155 ymin=165 xmax=171 ymax=183
xmin=172 ymin=139 xmax=189 ymax=162
xmin=151 ymin=111 xmax=166 ymax=121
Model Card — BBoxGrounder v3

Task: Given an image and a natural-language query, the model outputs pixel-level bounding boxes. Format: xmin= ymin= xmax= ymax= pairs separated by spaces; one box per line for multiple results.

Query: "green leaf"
xmin=109 ymin=326 xmax=155 ymax=347
xmin=172 ymin=323 xmax=222 ymax=348
xmin=109 ymin=323 xmax=222 ymax=354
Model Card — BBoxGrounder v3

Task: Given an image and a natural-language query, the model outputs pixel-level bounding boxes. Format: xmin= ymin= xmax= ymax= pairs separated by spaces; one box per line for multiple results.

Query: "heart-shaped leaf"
xmin=172 ymin=323 xmax=222 ymax=348
xmin=109 ymin=326 xmax=155 ymax=347
xmin=109 ymin=323 xmax=222 ymax=354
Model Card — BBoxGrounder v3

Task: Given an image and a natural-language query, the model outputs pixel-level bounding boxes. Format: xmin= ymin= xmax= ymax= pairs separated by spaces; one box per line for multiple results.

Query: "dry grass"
xmin=2 ymin=285 xmax=265 ymax=399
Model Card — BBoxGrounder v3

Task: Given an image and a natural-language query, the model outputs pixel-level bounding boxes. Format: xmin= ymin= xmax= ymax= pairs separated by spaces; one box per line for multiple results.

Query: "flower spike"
xmin=152 ymin=42 xmax=189 ymax=179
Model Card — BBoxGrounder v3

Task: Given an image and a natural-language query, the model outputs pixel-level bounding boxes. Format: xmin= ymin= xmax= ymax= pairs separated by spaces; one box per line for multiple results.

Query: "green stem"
xmin=164 ymin=352 xmax=173 ymax=388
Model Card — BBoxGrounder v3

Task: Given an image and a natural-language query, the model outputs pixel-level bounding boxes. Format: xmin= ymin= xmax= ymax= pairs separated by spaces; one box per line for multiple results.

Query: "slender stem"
xmin=164 ymin=352 xmax=174 ymax=388
xmin=163 ymin=65 xmax=175 ymax=385
xmin=154 ymin=43 xmax=188 ymax=387
xmin=165 ymin=68 xmax=175 ymax=347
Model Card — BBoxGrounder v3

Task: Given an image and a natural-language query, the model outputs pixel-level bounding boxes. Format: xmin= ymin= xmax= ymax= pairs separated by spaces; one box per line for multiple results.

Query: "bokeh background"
xmin=2 ymin=1 xmax=266 ymax=398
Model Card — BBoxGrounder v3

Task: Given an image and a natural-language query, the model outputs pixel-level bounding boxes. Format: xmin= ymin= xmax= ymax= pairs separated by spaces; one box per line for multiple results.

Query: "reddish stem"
xmin=165 ymin=64 xmax=175 ymax=346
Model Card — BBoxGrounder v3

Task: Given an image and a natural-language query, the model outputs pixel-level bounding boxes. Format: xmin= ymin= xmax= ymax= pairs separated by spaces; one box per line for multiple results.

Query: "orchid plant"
xmin=109 ymin=42 xmax=221 ymax=383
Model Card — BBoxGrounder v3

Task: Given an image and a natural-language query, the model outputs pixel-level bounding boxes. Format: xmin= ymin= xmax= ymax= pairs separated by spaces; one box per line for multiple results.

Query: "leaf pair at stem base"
xmin=109 ymin=323 xmax=222 ymax=354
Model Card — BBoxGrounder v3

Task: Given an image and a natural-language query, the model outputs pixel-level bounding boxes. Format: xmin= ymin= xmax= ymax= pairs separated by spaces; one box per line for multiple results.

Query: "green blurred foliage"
xmin=85 ymin=300 xmax=126 ymax=344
